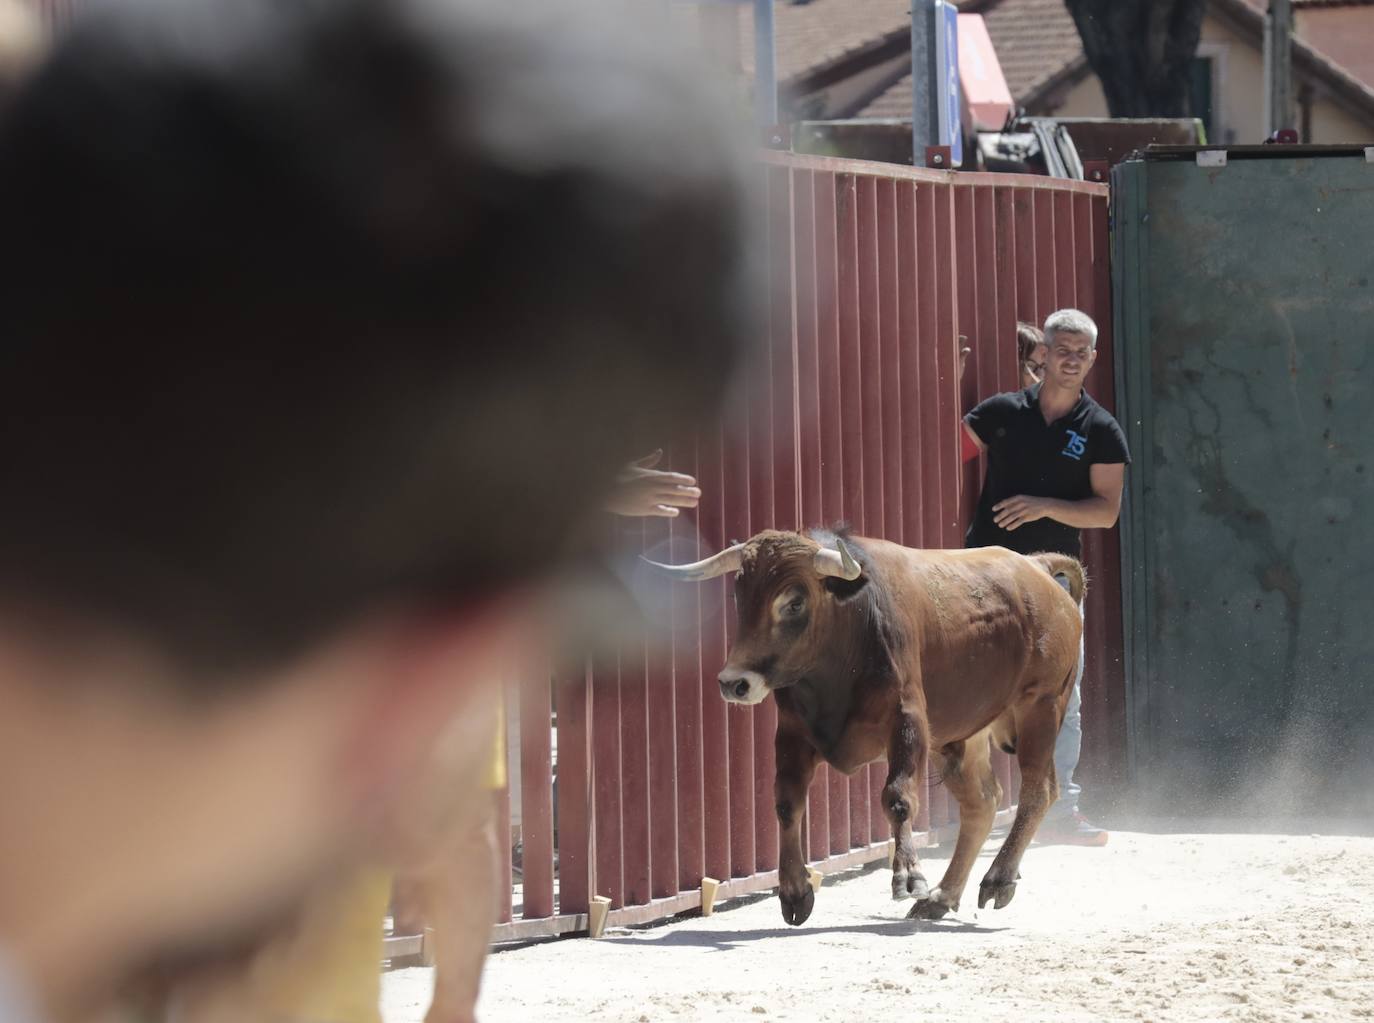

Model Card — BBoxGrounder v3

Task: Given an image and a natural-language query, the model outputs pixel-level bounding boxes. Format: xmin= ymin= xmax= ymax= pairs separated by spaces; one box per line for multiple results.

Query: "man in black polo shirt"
xmin=962 ymin=309 xmax=1129 ymax=846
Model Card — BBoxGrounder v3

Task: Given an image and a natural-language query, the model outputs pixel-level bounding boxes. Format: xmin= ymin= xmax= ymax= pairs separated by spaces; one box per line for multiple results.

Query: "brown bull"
xmin=652 ymin=528 xmax=1083 ymax=925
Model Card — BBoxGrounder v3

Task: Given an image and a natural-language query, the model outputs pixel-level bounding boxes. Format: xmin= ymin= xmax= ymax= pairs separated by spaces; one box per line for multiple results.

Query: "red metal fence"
xmin=457 ymin=153 xmax=1124 ymax=945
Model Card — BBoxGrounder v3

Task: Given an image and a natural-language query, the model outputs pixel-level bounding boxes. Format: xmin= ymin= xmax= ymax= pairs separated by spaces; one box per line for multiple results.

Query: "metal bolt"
xmin=932 ymin=154 xmax=944 ymax=166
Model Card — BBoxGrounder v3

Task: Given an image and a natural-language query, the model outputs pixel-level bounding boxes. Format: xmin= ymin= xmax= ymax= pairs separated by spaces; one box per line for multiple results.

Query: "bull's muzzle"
xmin=717 ymin=668 xmax=768 ymax=705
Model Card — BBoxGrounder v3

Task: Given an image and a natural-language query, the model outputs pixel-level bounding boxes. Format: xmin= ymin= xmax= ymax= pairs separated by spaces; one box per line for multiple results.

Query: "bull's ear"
xmin=822 ymin=574 xmax=869 ymax=602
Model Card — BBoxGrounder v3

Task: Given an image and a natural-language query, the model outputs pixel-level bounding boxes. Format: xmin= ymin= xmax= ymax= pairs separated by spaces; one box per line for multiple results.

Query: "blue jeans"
xmin=1045 ymin=606 xmax=1086 ymax=821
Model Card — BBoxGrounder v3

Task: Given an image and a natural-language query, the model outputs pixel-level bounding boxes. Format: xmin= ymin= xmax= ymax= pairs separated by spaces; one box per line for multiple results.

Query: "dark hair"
xmin=0 ymin=0 xmax=754 ymax=682
xmin=1016 ymin=321 xmax=1045 ymax=364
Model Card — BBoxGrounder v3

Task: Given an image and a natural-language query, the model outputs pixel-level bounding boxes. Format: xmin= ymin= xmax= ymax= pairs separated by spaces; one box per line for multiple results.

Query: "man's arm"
xmin=992 ymin=462 xmax=1125 ymax=532
xmin=961 ymin=421 xmax=984 ymax=462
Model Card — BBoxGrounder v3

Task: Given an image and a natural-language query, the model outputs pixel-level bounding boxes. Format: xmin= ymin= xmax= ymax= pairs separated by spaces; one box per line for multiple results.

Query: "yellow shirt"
xmin=485 ymin=699 xmax=506 ymax=790
xmin=224 ymin=698 xmax=506 ymax=1023
xmin=246 ymin=868 xmax=393 ymax=1023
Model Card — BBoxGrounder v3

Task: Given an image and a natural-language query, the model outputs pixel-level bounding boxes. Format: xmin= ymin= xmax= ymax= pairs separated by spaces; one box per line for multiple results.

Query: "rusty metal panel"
xmin=872 ymin=175 xmax=902 ymax=843
xmin=696 ymin=426 xmax=731 ymax=884
xmin=792 ymin=168 xmax=825 ymax=864
xmin=994 ymin=186 xmax=1020 ymax=384
xmin=644 ymin=526 xmax=679 ymax=902
xmin=1072 ymin=192 xmax=1095 ymax=310
xmin=750 ymin=170 xmax=780 ymax=874
xmin=671 ymin=445 xmax=706 ymax=893
xmin=590 ymin=649 xmax=623 ymax=908
xmin=1012 ymin=188 xmax=1038 ymax=323
xmin=518 ymin=672 xmax=555 ymax=920
xmin=932 ymin=182 xmax=959 ymax=548
xmin=752 ymin=162 xmax=797 ymax=873
xmin=723 ymin=411 xmax=756 ymax=878
xmin=853 ymin=173 xmax=885 ymax=850
xmin=914 ymin=181 xmax=950 ymax=830
xmin=914 ymin=183 xmax=943 ymax=553
xmin=618 ymin=564 xmax=651 ymax=907
xmin=810 ymin=168 xmax=843 ymax=861
xmin=877 ymin=179 xmax=904 ymax=551
xmin=831 ymin=171 xmax=860 ymax=856
xmin=1034 ymin=190 xmax=1058 ymax=316
xmin=495 ymin=781 xmax=513 ymax=924
xmin=553 ymin=661 xmax=592 ymax=916
xmin=768 ymin=164 xmax=801 ymax=536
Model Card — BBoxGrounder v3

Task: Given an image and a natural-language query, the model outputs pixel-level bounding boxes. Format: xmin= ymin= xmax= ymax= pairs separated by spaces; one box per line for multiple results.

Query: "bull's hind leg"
xmin=909 ymin=729 xmax=1001 ymax=920
xmin=979 ymin=696 xmax=1060 ymax=911
xmin=883 ymin=711 xmax=931 ymax=902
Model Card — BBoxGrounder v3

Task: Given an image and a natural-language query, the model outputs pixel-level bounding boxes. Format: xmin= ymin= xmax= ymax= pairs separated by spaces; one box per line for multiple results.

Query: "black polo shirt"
xmin=964 ymin=385 xmax=1130 ymax=558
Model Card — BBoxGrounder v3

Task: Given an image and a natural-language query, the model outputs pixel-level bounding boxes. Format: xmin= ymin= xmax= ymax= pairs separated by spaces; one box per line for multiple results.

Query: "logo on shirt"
xmin=1061 ymin=429 xmax=1087 ymax=461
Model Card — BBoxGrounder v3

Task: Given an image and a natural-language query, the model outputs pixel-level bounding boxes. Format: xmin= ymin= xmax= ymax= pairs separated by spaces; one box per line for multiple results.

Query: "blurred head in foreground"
xmin=0 ymin=0 xmax=752 ymax=1017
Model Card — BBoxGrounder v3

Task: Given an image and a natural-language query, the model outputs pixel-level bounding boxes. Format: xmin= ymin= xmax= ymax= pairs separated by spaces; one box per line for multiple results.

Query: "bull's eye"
xmin=782 ymin=597 xmax=805 ymax=618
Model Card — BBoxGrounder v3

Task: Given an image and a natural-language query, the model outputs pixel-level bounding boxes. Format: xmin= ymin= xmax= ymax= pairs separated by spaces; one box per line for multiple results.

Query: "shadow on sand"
xmin=603 ymin=915 xmax=1007 ymax=950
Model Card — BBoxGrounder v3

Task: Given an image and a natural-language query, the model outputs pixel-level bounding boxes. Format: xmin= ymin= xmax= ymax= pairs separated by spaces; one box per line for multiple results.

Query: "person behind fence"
xmin=0 ymin=1 xmax=753 ymax=1021
xmin=960 ymin=309 xmax=1130 ymax=847
xmin=1017 ymin=321 xmax=1049 ymax=390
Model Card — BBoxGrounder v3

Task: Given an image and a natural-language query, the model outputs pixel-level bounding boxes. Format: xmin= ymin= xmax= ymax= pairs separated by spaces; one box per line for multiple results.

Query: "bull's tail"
xmin=1030 ymin=552 xmax=1087 ymax=605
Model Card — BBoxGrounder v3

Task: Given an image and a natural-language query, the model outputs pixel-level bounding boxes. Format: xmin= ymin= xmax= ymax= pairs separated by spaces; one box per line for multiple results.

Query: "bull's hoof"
xmin=907 ymin=887 xmax=958 ymax=920
xmin=977 ymin=876 xmax=1017 ymax=910
xmin=779 ymin=886 xmax=815 ymax=927
xmin=892 ymin=869 xmax=930 ymax=902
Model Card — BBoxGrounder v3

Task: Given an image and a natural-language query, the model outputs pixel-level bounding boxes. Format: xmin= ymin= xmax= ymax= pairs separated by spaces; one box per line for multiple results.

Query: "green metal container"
xmin=1113 ymin=145 xmax=1374 ymax=819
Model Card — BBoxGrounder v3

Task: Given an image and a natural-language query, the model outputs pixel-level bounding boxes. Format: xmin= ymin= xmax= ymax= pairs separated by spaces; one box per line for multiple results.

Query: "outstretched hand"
xmin=604 ymin=450 xmax=702 ymax=518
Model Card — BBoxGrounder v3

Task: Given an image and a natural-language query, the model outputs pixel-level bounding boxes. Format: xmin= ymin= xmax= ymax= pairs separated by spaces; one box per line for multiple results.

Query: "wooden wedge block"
xmin=700 ymin=877 xmax=721 ymax=917
xmin=588 ymin=896 xmax=611 ymax=939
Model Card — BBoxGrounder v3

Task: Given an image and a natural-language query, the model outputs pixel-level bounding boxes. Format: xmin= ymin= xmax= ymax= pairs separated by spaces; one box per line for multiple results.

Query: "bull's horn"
xmin=641 ymin=543 xmax=745 ymax=581
xmin=814 ymin=538 xmax=862 ymax=581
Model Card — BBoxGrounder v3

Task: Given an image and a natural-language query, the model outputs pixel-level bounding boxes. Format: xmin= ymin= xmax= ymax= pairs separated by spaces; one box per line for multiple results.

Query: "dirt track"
xmin=383 ymin=826 xmax=1374 ymax=1023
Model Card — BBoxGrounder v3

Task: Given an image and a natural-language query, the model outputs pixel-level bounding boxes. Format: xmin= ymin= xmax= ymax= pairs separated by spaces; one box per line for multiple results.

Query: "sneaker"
xmin=1037 ymin=812 xmax=1109 ymax=847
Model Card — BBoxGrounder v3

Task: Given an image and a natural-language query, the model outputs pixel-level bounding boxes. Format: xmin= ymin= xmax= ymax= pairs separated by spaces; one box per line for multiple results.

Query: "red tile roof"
xmin=742 ymin=0 xmax=1084 ymax=109
xmin=972 ymin=0 xmax=1084 ymax=104
xmin=738 ymin=0 xmax=912 ymax=83
xmin=1296 ymin=4 xmax=1374 ymax=92
xmin=861 ymin=72 xmax=916 ymax=119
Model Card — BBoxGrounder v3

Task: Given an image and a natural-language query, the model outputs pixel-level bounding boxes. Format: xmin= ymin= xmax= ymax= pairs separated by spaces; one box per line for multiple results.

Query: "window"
xmin=1189 ymin=56 xmax=1215 ymax=141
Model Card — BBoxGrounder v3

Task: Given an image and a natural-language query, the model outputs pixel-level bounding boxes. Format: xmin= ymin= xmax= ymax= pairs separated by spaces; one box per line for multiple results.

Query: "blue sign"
xmin=934 ymin=1 xmax=962 ymax=167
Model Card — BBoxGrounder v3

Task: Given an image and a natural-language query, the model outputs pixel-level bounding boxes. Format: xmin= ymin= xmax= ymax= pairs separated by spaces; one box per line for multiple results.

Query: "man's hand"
xmin=992 ymin=494 xmax=1049 ymax=531
xmin=605 ymin=450 xmax=702 ymax=518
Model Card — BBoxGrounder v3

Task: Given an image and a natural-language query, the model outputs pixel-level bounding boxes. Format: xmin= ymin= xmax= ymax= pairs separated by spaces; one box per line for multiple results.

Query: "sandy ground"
xmin=383 ymin=826 xmax=1374 ymax=1023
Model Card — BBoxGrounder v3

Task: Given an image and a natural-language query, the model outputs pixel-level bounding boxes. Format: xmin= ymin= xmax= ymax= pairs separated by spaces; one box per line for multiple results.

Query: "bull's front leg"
xmin=775 ymin=722 xmax=819 ymax=927
xmin=883 ymin=709 xmax=931 ymax=902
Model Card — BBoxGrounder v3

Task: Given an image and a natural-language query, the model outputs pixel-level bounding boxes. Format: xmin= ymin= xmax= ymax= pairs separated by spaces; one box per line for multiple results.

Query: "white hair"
xmin=1043 ymin=308 xmax=1098 ymax=349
